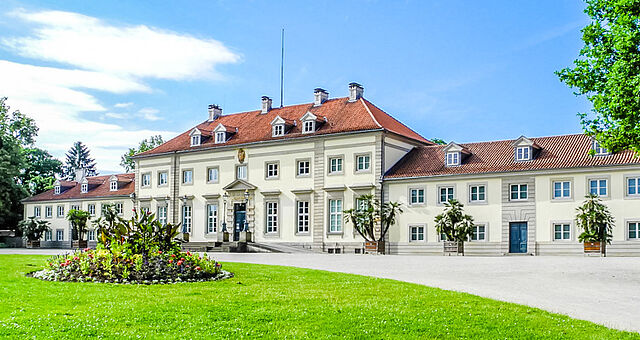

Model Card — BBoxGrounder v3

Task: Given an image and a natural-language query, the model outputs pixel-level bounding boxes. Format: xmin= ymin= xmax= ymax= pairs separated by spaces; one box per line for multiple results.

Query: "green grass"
xmin=0 ymin=255 xmax=637 ymax=339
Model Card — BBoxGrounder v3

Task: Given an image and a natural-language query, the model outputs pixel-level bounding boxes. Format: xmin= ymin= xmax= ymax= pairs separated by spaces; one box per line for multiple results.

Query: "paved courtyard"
xmin=3 ymin=249 xmax=639 ymax=333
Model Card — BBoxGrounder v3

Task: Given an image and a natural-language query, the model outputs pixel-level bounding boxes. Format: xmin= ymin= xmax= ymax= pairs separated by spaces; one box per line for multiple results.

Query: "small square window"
xmin=207 ymin=167 xmax=219 ymax=183
xmin=116 ymin=203 xmax=123 ymax=215
xmin=329 ymin=157 xmax=343 ymax=174
xmin=215 ymin=132 xmax=226 ymax=143
xmin=56 ymin=229 xmax=64 ymax=241
xmin=446 ymin=152 xmax=460 ymax=166
xmin=409 ymin=225 xmax=425 ymax=242
xmin=303 ymin=120 xmax=315 ymax=133
xmin=88 ymin=229 xmax=95 ymax=242
xmin=110 ymin=180 xmax=118 ymax=191
xmin=629 ymin=222 xmax=640 ymax=240
xmin=589 ymin=179 xmax=607 ymax=197
xmin=141 ymin=173 xmax=151 ymax=187
xmin=471 ymin=225 xmax=486 ymax=241
xmin=158 ymin=172 xmax=168 ymax=186
xmin=554 ymin=223 xmax=571 ymax=240
xmin=236 ymin=165 xmax=248 ymax=180
xmin=515 ymin=146 xmax=531 ymax=161
xmin=54 ymin=186 xmax=60 ymax=195
xmin=297 ymin=160 xmax=310 ymax=176
xmin=593 ymin=141 xmax=608 ymax=155
xmin=439 ymin=186 xmax=454 ymax=204
xmin=34 ymin=206 xmax=41 ymax=218
xmin=81 ymin=183 xmax=88 ymax=193
xmin=266 ymin=162 xmax=279 ymax=179
xmin=553 ymin=181 xmax=571 ymax=199
xmin=469 ymin=185 xmax=486 ymax=202
xmin=88 ymin=204 xmax=96 ymax=216
xmin=627 ymin=177 xmax=640 ymax=196
xmin=182 ymin=170 xmax=193 ymax=184
xmin=272 ymin=124 xmax=284 ymax=137
xmin=510 ymin=184 xmax=528 ymax=200
xmin=57 ymin=205 xmax=65 ymax=218
xmin=409 ymin=188 xmax=425 ymax=205
xmin=356 ymin=155 xmax=370 ymax=172
xmin=190 ymin=135 xmax=201 ymax=146
xmin=45 ymin=206 xmax=52 ymax=218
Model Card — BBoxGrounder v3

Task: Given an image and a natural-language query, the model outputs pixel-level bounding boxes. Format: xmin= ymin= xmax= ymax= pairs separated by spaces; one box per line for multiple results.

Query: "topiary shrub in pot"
xmin=67 ymin=209 xmax=91 ymax=249
xmin=343 ymin=194 xmax=403 ymax=255
xmin=18 ymin=217 xmax=50 ymax=248
xmin=575 ymin=194 xmax=614 ymax=256
xmin=434 ymin=199 xmax=474 ymax=256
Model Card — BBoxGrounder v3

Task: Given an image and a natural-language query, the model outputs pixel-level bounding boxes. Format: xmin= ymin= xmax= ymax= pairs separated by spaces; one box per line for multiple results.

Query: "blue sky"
xmin=0 ymin=0 xmax=590 ymax=173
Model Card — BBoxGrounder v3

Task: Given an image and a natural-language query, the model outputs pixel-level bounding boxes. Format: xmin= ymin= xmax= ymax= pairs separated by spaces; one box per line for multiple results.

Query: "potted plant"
xmin=18 ymin=217 xmax=50 ymax=248
xmin=67 ymin=209 xmax=91 ymax=249
xmin=575 ymin=194 xmax=614 ymax=256
xmin=434 ymin=199 xmax=474 ymax=256
xmin=344 ymin=194 xmax=403 ymax=254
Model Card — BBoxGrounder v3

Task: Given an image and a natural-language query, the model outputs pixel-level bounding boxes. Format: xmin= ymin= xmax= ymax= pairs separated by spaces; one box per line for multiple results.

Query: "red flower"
xmin=177 ymin=261 xmax=183 ymax=266
xmin=169 ymin=259 xmax=173 ymax=264
xmin=158 ymin=250 xmax=163 ymax=254
xmin=195 ymin=266 xmax=201 ymax=271
xmin=185 ymin=265 xmax=190 ymax=268
xmin=73 ymin=256 xmax=79 ymax=261
xmin=84 ymin=247 xmax=90 ymax=252
xmin=171 ymin=254 xmax=176 ymax=258
xmin=186 ymin=251 xmax=191 ymax=256
xmin=180 ymin=258 xmax=185 ymax=262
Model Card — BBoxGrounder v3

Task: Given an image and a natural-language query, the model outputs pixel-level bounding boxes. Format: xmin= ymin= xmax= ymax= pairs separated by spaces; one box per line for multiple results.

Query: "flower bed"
xmin=32 ymin=249 xmax=232 ymax=284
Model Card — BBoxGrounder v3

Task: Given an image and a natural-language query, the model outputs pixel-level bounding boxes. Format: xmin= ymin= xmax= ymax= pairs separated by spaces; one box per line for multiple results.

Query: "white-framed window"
xmin=297 ymin=201 xmax=310 ymax=233
xmin=627 ymin=177 xmax=640 ymax=196
xmin=44 ymin=230 xmax=52 ymax=241
xmin=593 ymin=141 xmax=608 ymax=155
xmin=45 ymin=206 xmax=52 ymax=218
xmin=469 ymin=185 xmax=486 ymax=202
xmin=71 ymin=204 xmax=80 ymax=211
xmin=589 ymin=179 xmax=608 ymax=197
xmin=207 ymin=167 xmax=219 ymax=183
xmin=110 ymin=180 xmax=118 ymax=191
xmin=215 ymin=131 xmax=226 ymax=144
xmin=409 ymin=225 xmax=425 ymax=242
xmin=553 ymin=223 xmax=571 ymax=240
xmin=510 ymin=184 xmax=528 ymax=200
xmin=266 ymin=201 xmax=278 ymax=233
xmin=157 ymin=206 xmax=167 ymax=225
xmin=190 ymin=135 xmax=201 ymax=146
xmin=54 ymin=185 xmax=61 ymax=195
xmin=439 ymin=231 xmax=449 ymax=242
xmin=628 ymin=222 xmax=640 ymax=240
xmin=297 ymin=160 xmax=310 ymax=176
xmin=34 ymin=206 xmax=41 ymax=218
xmin=57 ymin=205 xmax=65 ymax=218
xmin=329 ymin=157 xmax=343 ymax=174
xmin=81 ymin=183 xmax=88 ymax=193
xmin=207 ymin=204 xmax=218 ymax=234
xmin=439 ymin=186 xmax=454 ymax=204
xmin=182 ymin=170 xmax=193 ymax=184
xmin=272 ymin=124 xmax=284 ymax=137
xmin=88 ymin=229 xmax=95 ymax=242
xmin=140 ymin=206 xmax=150 ymax=215
xmin=303 ymin=120 xmax=315 ymax=133
xmin=236 ymin=165 xmax=248 ymax=180
xmin=515 ymin=146 xmax=531 ymax=161
xmin=552 ymin=181 xmax=571 ymax=199
xmin=328 ymin=199 xmax=342 ymax=233
xmin=88 ymin=204 xmax=96 ymax=216
xmin=56 ymin=229 xmax=64 ymax=241
xmin=141 ymin=173 xmax=151 ymax=187
xmin=266 ymin=162 xmax=279 ymax=179
xmin=470 ymin=224 xmax=486 ymax=241
xmin=158 ymin=171 xmax=168 ymax=186
xmin=356 ymin=197 xmax=368 ymax=211
xmin=356 ymin=155 xmax=370 ymax=172
xmin=182 ymin=205 xmax=192 ymax=233
xmin=116 ymin=203 xmax=123 ymax=215
xmin=409 ymin=188 xmax=425 ymax=205
xmin=446 ymin=152 xmax=460 ymax=166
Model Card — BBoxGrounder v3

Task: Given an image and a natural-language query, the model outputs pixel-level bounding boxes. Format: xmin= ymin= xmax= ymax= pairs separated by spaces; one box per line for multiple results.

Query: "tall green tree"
xmin=64 ymin=141 xmax=97 ymax=180
xmin=434 ymin=199 xmax=474 ymax=250
xmin=120 ymin=135 xmax=164 ymax=172
xmin=557 ymin=0 xmax=640 ymax=154
xmin=20 ymin=147 xmax=63 ymax=195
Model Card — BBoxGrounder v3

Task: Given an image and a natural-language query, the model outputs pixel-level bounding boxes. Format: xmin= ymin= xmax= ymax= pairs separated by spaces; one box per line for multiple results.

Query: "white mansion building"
xmin=23 ymin=83 xmax=640 ymax=255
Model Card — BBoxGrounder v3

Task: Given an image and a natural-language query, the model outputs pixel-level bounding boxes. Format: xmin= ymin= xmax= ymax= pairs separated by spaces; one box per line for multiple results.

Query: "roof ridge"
xmin=445 ymin=133 xmax=588 ymax=147
xmin=362 ymin=99 xmax=431 ymax=144
xmin=360 ymin=98 xmax=382 ymax=128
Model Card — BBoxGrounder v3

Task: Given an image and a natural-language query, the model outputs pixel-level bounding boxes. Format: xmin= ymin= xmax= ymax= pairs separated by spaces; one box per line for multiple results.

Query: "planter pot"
xmin=443 ymin=241 xmax=464 ymax=256
xmin=364 ymin=241 xmax=386 ymax=254
xmin=584 ymin=241 xmax=606 ymax=256
xmin=26 ymin=240 xmax=40 ymax=249
xmin=72 ymin=240 xmax=88 ymax=249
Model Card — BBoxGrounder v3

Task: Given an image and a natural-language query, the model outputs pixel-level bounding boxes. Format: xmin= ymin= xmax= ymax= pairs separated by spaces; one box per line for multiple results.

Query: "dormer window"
xmin=515 ymin=146 xmax=531 ymax=161
xmin=213 ymin=123 xmax=234 ymax=144
xmin=303 ymin=120 xmax=315 ymax=133
xmin=81 ymin=183 xmax=88 ymax=193
xmin=593 ymin=141 xmax=609 ymax=155
xmin=446 ymin=152 xmax=460 ymax=167
xmin=442 ymin=142 xmax=469 ymax=167
xmin=215 ymin=131 xmax=226 ymax=143
xmin=512 ymin=136 xmax=539 ymax=162
xmin=54 ymin=185 xmax=60 ymax=195
xmin=191 ymin=135 xmax=200 ymax=146
xmin=109 ymin=175 xmax=118 ymax=191
xmin=270 ymin=116 xmax=293 ymax=137
xmin=272 ymin=124 xmax=284 ymax=137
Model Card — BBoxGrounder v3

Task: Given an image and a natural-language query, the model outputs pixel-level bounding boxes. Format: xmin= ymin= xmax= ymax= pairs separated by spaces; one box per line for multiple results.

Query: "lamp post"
xmin=243 ymin=189 xmax=250 ymax=232
xmin=222 ymin=192 xmax=229 ymax=232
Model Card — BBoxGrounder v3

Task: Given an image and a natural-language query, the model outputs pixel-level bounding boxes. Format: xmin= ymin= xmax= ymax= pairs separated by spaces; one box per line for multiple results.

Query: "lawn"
xmin=0 ymin=255 xmax=637 ymax=339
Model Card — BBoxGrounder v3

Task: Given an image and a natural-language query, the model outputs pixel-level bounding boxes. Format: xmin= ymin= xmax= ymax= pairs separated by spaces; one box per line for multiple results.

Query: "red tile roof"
xmin=385 ymin=134 xmax=640 ymax=179
xmin=23 ymin=173 xmax=135 ymax=203
xmin=137 ymin=97 xmax=430 ymax=157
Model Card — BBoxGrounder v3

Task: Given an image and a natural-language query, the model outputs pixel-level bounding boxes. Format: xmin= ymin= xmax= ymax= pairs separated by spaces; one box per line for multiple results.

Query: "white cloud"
xmin=138 ymin=107 xmax=162 ymax=121
xmin=114 ymin=102 xmax=133 ymax=108
xmin=105 ymin=112 xmax=127 ymax=119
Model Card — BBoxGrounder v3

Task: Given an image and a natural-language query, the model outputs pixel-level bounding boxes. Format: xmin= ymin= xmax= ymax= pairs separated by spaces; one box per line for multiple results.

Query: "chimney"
xmin=208 ymin=104 xmax=222 ymax=121
xmin=261 ymin=96 xmax=273 ymax=114
xmin=348 ymin=82 xmax=364 ymax=102
xmin=74 ymin=168 xmax=86 ymax=182
xmin=313 ymin=88 xmax=329 ymax=106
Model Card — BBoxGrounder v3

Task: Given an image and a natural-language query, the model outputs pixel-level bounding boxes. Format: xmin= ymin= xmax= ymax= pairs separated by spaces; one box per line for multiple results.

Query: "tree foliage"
xmin=430 ymin=138 xmax=447 ymax=145
xmin=67 ymin=209 xmax=91 ymax=241
xmin=343 ymin=194 xmax=403 ymax=243
xmin=557 ymin=0 xmax=640 ymax=154
xmin=120 ymin=135 xmax=164 ymax=172
xmin=21 ymin=147 xmax=63 ymax=195
xmin=434 ymin=199 xmax=474 ymax=243
xmin=64 ymin=141 xmax=97 ymax=179
xmin=575 ymin=194 xmax=614 ymax=244
xmin=18 ymin=216 xmax=50 ymax=241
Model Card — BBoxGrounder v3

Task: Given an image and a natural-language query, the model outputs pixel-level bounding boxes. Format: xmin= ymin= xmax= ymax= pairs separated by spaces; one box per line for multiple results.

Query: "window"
xmin=297 ymin=160 xmax=310 ymax=176
xmin=158 ymin=206 xmax=167 ymax=226
xmin=54 ymin=185 xmax=60 ymax=195
xmin=45 ymin=230 xmax=52 ymax=241
xmin=215 ymin=131 xmax=226 ymax=143
xmin=110 ymin=180 xmax=118 ymax=191
xmin=116 ymin=203 xmax=123 ymax=215
xmin=207 ymin=167 xmax=219 ymax=183
xmin=81 ymin=183 xmax=88 ymax=193
xmin=409 ymin=188 xmax=425 ymax=205
xmin=88 ymin=230 xmax=95 ymax=242
xmin=141 ymin=173 xmax=151 ymax=187
xmin=56 ymin=229 xmax=64 ymax=241
xmin=439 ymin=232 xmax=448 ymax=242
xmin=303 ymin=120 xmax=315 ymax=133
xmin=446 ymin=152 xmax=460 ymax=166
xmin=627 ymin=177 xmax=640 ymax=196
xmin=236 ymin=165 xmax=247 ymax=180
xmin=266 ymin=202 xmax=278 ymax=233
xmin=629 ymin=222 xmax=640 ymax=240
xmin=593 ymin=141 xmax=608 ymax=155
xmin=45 ymin=206 xmax=52 ymax=218
xmin=553 ymin=181 xmax=571 ymax=199
xmin=71 ymin=204 xmax=80 ymax=211
xmin=190 ymin=135 xmax=200 ymax=146
xmin=297 ymin=201 xmax=310 ymax=233
xmin=510 ymin=184 xmax=528 ymax=200
xmin=409 ymin=225 xmax=425 ymax=242
xmin=207 ymin=204 xmax=218 ymax=233
xmin=554 ymin=223 xmax=571 ymax=240
xmin=158 ymin=171 xmax=168 ymax=186
xmin=34 ymin=206 xmax=41 ymax=218
xmin=88 ymin=204 xmax=96 ymax=216
xmin=516 ymin=146 xmax=531 ymax=161
xmin=439 ymin=186 xmax=454 ymax=204
xmin=182 ymin=170 xmax=193 ymax=184
xmin=57 ymin=205 xmax=65 ymax=218
xmin=182 ymin=205 xmax=192 ymax=233
xmin=469 ymin=185 xmax=486 ymax=202
xmin=356 ymin=198 xmax=368 ymax=211
xmin=329 ymin=199 xmax=342 ymax=233
xmin=589 ymin=179 xmax=608 ymax=197
xmin=471 ymin=225 xmax=486 ymax=241
xmin=329 ymin=157 xmax=343 ymax=174
xmin=356 ymin=155 xmax=370 ymax=172
xmin=266 ymin=162 xmax=279 ymax=179
xmin=272 ymin=124 xmax=284 ymax=137
xmin=140 ymin=206 xmax=150 ymax=215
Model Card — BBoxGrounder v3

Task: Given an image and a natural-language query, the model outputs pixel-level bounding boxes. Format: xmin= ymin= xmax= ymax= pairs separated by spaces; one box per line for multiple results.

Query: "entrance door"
xmin=233 ymin=203 xmax=246 ymax=241
xmin=509 ymin=222 xmax=528 ymax=253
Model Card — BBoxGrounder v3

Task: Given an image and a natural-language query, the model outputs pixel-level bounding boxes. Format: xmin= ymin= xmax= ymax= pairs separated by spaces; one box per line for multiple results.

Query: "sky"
xmin=0 ymin=0 xmax=592 ymax=173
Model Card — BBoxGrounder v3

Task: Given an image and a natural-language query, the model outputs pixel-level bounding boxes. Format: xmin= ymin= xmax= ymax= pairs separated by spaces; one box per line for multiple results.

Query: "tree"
xmin=64 ymin=141 xmax=97 ymax=179
xmin=18 ymin=216 xmax=50 ymax=242
xmin=575 ymin=194 xmax=614 ymax=250
xmin=20 ymin=148 xmax=63 ymax=195
xmin=343 ymin=194 xmax=403 ymax=253
xmin=434 ymin=199 xmax=474 ymax=254
xmin=67 ymin=209 xmax=91 ymax=242
xmin=120 ymin=135 xmax=164 ymax=172
xmin=92 ymin=203 xmax=122 ymax=248
xmin=557 ymin=0 xmax=640 ymax=154
xmin=430 ymin=138 xmax=447 ymax=145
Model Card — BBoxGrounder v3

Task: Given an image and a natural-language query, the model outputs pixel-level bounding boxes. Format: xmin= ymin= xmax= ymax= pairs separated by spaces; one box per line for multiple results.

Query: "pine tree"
xmin=64 ymin=141 xmax=97 ymax=179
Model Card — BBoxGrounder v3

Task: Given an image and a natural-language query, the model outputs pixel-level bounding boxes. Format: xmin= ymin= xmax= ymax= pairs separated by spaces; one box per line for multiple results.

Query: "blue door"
xmin=233 ymin=203 xmax=246 ymax=241
xmin=509 ymin=222 xmax=528 ymax=253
